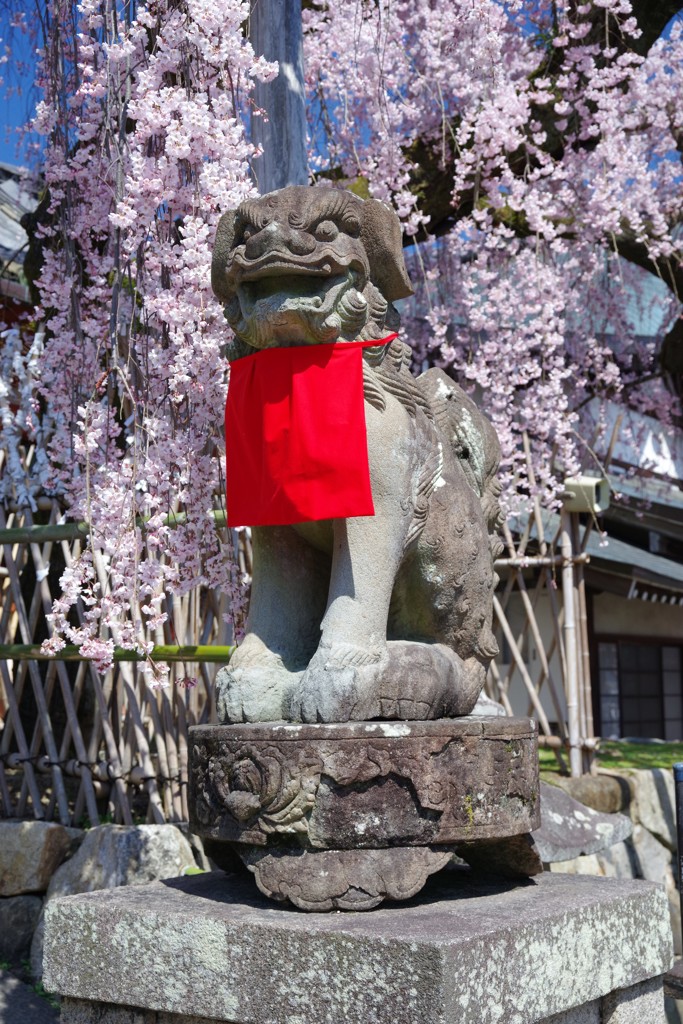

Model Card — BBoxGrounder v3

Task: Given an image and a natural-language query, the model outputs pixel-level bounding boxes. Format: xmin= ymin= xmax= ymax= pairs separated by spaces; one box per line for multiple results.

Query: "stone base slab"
xmin=44 ymin=870 xmax=672 ymax=1024
xmin=57 ymin=977 xmax=668 ymax=1024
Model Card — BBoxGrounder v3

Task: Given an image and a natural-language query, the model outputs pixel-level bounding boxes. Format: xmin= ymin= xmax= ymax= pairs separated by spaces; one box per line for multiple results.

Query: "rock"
xmin=46 ymin=824 xmax=196 ymax=899
xmin=534 ymin=782 xmax=633 ymax=863
xmin=0 ymin=822 xmax=82 ymax=896
xmin=544 ymin=773 xmax=631 ymax=815
xmin=31 ymin=825 xmax=197 ymax=981
xmin=0 ymin=895 xmax=42 ymax=963
xmin=602 ymin=832 xmax=679 ymax=952
xmin=546 ymin=823 xmax=682 ymax=958
xmin=29 ymin=911 xmax=45 ymax=980
xmin=596 ymin=840 xmax=639 ymax=880
xmin=666 ymin=996 xmax=683 ymax=1024
xmin=546 ymin=854 xmax=604 ymax=876
xmin=182 ymin=829 xmax=212 ymax=871
xmin=631 ymin=825 xmax=681 ymax=955
xmin=664 ymin=961 xmax=683 ymax=1000
xmin=602 ymin=977 xmax=668 ymax=1024
xmin=625 ymin=769 xmax=676 ymax=852
xmin=631 ymin=824 xmax=672 ymax=883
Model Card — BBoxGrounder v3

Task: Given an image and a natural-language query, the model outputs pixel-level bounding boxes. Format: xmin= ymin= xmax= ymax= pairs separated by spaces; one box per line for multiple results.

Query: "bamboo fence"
xmin=0 ymin=446 xmax=598 ymax=825
xmin=0 ymin=471 xmax=242 ymax=826
xmin=487 ymin=505 xmax=596 ymax=777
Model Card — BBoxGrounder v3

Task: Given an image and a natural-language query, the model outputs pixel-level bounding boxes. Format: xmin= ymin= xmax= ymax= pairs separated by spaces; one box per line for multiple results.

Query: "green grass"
xmin=32 ymin=980 xmax=60 ymax=1010
xmin=540 ymin=740 xmax=683 ymax=774
xmin=596 ymin=740 xmax=683 ymax=771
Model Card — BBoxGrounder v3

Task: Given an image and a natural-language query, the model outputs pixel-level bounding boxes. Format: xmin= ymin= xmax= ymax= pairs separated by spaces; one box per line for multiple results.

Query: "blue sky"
xmin=0 ymin=10 xmax=42 ymax=169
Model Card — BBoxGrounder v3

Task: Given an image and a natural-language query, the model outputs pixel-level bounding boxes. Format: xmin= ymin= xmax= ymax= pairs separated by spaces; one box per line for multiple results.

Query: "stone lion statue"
xmin=211 ymin=184 xmax=504 ymax=724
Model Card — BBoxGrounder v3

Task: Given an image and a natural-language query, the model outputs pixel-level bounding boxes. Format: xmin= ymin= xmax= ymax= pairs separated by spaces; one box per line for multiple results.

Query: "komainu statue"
xmin=190 ymin=186 xmax=540 ymax=910
xmin=211 ymin=185 xmax=504 ymax=725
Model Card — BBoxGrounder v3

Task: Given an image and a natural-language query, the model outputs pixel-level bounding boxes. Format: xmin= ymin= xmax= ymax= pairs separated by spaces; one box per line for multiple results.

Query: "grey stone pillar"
xmin=250 ymin=0 xmax=308 ymax=193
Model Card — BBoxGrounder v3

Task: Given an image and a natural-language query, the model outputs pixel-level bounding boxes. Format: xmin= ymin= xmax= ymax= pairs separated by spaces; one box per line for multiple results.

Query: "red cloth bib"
xmin=225 ymin=334 xmax=397 ymax=527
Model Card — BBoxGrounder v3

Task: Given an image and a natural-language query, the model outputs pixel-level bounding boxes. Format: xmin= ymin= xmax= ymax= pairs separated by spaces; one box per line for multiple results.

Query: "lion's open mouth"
xmin=239 ymin=272 xmax=341 ymax=307
xmin=239 ymin=258 xmax=338 ymax=281
xmin=237 ymin=271 xmax=355 ymax=320
xmin=229 ymin=247 xmax=368 ymax=289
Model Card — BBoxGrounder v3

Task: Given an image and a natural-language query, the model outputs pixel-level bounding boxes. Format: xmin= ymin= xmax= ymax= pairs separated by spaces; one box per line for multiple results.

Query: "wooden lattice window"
xmin=596 ymin=640 xmax=683 ymax=741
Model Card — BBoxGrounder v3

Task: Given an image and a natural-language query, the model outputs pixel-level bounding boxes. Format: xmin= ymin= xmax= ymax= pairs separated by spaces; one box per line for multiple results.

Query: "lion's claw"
xmin=287 ymin=645 xmax=387 ymax=723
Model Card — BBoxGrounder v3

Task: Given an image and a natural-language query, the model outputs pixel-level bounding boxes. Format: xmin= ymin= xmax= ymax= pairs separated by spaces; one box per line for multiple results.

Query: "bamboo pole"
xmin=66 ymin=661 xmax=89 ymax=825
xmin=89 ymin=547 xmax=166 ymax=823
xmin=561 ymin=508 xmax=582 ymax=777
xmin=0 ymin=509 xmax=229 ymax=546
xmin=568 ymin=521 xmax=587 ymax=760
xmin=0 ymin=756 xmax=13 ymax=817
xmin=200 ymin=662 xmax=217 ymax=724
xmin=161 ymin=687 xmax=184 ymax=821
xmin=515 ymin=569 xmax=568 ymax=739
xmin=143 ymin=686 xmax=175 ymax=821
xmin=575 ymin=520 xmax=595 ymax=773
xmin=571 ymin=515 xmax=587 ymax=771
xmin=494 ymin=554 xmax=589 ymax=568
xmin=0 ymin=525 xmax=46 ymax=754
xmin=174 ymin=688 xmax=190 ymax=821
xmin=120 ymin=672 xmax=166 ymax=824
xmin=538 ymin=735 xmax=599 ymax=751
xmin=59 ymin=528 xmax=134 ymax=822
xmin=91 ymin=661 xmax=133 ymax=827
xmin=492 ymin=595 xmax=554 ymax=737
xmin=0 ymin=479 xmax=223 ymax=823
xmin=485 ymin=657 xmax=515 ymax=716
xmin=528 ymin=494 xmax=572 ymax=774
xmin=496 ymin=556 xmax=548 ymax=704
xmin=0 ymin=754 xmax=190 ymax=788
xmin=0 ymin=644 xmax=235 ymax=662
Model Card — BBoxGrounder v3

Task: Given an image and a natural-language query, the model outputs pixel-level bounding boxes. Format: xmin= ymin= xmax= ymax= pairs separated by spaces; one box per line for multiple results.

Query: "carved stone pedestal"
xmin=189 ymin=716 xmax=540 ymax=909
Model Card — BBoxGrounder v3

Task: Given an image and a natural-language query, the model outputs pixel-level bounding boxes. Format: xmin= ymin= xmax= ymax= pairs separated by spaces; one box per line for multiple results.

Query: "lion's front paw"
xmin=216 ymin=641 xmax=302 ymax=723
xmin=286 ymin=644 xmax=387 ymax=723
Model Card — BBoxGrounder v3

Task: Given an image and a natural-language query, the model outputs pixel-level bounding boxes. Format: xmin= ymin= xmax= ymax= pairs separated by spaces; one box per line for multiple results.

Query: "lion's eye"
xmin=241 ymin=226 xmax=254 ymax=244
xmin=343 ymin=215 xmax=360 ymax=237
xmin=314 ymin=220 xmax=339 ymax=241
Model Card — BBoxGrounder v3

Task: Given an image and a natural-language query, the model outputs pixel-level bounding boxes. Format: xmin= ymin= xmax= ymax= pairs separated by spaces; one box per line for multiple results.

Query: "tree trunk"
xmin=250 ymin=0 xmax=308 ymax=194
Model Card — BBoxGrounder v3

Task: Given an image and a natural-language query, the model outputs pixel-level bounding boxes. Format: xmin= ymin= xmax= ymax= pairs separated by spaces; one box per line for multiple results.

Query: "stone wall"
xmin=0 ymin=822 xmax=201 ymax=980
xmin=543 ymin=769 xmax=682 ymax=1024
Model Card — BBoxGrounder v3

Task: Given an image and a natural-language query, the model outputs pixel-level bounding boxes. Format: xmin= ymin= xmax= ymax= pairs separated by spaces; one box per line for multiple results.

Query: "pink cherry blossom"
xmin=2 ymin=0 xmax=678 ymax=668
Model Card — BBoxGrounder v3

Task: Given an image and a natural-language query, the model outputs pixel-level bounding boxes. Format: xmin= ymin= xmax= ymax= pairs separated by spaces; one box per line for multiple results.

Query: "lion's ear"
xmin=360 ymin=199 xmax=414 ymax=302
xmin=211 ymin=209 xmax=238 ymax=304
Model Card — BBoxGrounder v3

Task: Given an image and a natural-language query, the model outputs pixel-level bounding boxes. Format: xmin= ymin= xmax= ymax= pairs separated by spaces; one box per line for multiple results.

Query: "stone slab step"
xmin=45 ymin=869 xmax=672 ymax=1024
